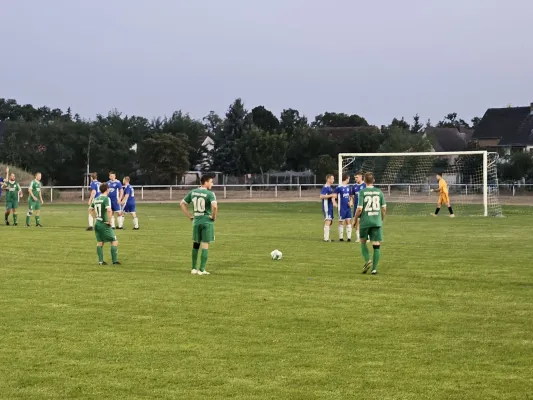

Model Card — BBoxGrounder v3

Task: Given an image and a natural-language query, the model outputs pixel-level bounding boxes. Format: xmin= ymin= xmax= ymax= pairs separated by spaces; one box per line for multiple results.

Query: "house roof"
xmin=424 ymin=127 xmax=468 ymax=152
xmin=472 ymin=106 xmax=531 ymax=143
xmin=499 ymin=114 xmax=533 ymax=146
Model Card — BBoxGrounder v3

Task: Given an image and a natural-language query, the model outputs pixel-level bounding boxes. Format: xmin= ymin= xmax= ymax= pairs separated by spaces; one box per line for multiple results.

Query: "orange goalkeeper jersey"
xmin=439 ymin=179 xmax=448 ymax=195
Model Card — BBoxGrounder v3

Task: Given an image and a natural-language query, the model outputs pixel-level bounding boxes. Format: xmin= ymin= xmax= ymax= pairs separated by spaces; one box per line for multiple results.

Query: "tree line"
xmin=0 ymin=97 xmax=484 ymax=186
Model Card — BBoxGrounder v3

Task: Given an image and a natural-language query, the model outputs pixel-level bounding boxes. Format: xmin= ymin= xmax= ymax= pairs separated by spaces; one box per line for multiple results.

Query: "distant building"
xmin=424 ymin=127 xmax=473 ymax=152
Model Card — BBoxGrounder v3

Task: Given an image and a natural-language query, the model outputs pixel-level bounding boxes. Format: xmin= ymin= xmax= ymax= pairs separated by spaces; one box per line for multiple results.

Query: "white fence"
xmin=3 ymin=183 xmax=531 ymax=203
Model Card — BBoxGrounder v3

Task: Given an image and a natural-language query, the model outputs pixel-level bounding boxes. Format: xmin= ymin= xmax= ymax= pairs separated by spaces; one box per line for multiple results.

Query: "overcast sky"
xmin=1 ymin=0 xmax=532 ymax=126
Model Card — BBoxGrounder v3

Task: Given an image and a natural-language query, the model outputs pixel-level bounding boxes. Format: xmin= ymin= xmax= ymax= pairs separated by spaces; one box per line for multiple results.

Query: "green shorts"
xmin=95 ymin=222 xmax=117 ymax=243
xmin=192 ymin=222 xmax=215 ymax=243
xmin=360 ymin=226 xmax=383 ymax=242
xmin=5 ymin=199 xmax=19 ymax=210
xmin=28 ymin=198 xmax=41 ymax=211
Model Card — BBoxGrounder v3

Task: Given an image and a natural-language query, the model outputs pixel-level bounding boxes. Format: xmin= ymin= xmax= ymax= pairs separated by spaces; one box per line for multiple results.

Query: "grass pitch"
xmin=0 ymin=203 xmax=532 ymax=399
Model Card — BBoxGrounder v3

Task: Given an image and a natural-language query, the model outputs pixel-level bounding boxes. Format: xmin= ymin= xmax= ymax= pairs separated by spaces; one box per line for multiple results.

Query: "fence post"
xmin=388 ymin=185 xmax=391 ymax=196
xmin=299 ymin=185 xmax=302 ymax=198
xmin=408 ymin=185 xmax=411 ymax=197
xmin=249 ymin=185 xmax=253 ymax=198
xmin=275 ymin=185 xmax=278 ymax=198
xmin=51 ymin=187 xmax=54 ymax=203
xmin=224 ymin=185 xmax=227 ymax=199
xmin=513 ymin=185 xmax=515 ymax=196
xmin=141 ymin=186 xmax=144 ymax=200
xmin=465 ymin=185 xmax=468 ymax=196
xmin=81 ymin=186 xmax=84 ymax=202
xmin=170 ymin=186 xmax=172 ymax=200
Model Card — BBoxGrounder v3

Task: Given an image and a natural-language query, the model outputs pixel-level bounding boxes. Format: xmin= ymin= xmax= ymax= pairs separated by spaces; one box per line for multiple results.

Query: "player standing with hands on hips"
xmin=180 ymin=175 xmax=218 ymax=276
xmin=355 ymin=172 xmax=386 ymax=275
xmin=26 ymin=172 xmax=44 ymax=227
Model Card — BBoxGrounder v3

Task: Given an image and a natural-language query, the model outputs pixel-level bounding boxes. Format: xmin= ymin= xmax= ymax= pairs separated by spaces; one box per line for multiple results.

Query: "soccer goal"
xmin=339 ymin=151 xmax=502 ymax=217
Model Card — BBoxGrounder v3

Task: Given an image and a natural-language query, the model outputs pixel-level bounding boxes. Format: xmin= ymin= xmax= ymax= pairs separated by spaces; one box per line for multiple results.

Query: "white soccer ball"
xmin=270 ymin=249 xmax=283 ymax=260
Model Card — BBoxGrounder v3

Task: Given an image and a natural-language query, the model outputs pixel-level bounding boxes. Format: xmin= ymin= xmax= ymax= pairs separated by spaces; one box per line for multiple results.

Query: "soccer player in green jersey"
xmin=26 ymin=172 xmax=44 ymax=227
xmin=180 ymin=174 xmax=218 ymax=276
xmin=354 ymin=172 xmax=386 ymax=275
xmin=88 ymin=183 xmax=121 ymax=266
xmin=3 ymin=172 xmax=23 ymax=226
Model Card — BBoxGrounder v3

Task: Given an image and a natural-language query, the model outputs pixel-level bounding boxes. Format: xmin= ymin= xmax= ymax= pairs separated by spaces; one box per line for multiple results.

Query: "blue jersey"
xmin=123 ymin=184 xmax=135 ymax=206
xmin=335 ymin=185 xmax=351 ymax=211
xmin=90 ymin=180 xmax=101 ymax=198
xmin=321 ymin=185 xmax=334 ymax=220
xmin=351 ymin=182 xmax=366 ymax=206
xmin=107 ymin=179 xmax=123 ymax=203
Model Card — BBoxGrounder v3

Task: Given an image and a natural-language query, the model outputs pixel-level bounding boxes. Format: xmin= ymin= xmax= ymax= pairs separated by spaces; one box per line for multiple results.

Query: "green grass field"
xmin=1 ymin=202 xmax=532 ymax=399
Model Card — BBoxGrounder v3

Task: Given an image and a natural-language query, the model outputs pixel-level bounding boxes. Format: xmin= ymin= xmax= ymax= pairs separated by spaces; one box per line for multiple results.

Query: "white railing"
xmin=5 ymin=183 xmax=531 ymax=203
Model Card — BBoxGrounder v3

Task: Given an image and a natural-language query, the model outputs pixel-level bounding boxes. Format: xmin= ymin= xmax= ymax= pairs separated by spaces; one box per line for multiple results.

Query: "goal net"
xmin=339 ymin=151 xmax=502 ymax=217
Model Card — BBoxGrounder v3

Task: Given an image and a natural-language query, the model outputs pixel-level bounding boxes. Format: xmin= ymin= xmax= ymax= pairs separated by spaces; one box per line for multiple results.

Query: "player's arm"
xmin=119 ymin=187 xmax=124 ymax=202
xmin=122 ymin=191 xmax=129 ymax=205
xmin=88 ymin=189 xmax=96 ymax=206
xmin=18 ymin=184 xmax=23 ymax=199
xmin=39 ymin=186 xmax=44 ymax=204
xmin=354 ymin=194 xmax=363 ymax=223
xmin=180 ymin=192 xmax=193 ymax=221
xmin=88 ymin=203 xmax=96 ymax=218
xmin=211 ymin=201 xmax=218 ymax=221
xmin=106 ymin=205 xmax=112 ymax=224
xmin=381 ymin=193 xmax=387 ymax=221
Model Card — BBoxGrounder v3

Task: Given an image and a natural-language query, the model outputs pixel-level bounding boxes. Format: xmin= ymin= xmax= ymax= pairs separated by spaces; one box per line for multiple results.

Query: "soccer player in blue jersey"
xmin=87 ymin=172 xmax=101 ymax=231
xmin=335 ymin=174 xmax=353 ymax=241
xmin=0 ymin=167 xmax=5 ymax=204
xmin=351 ymin=172 xmax=366 ymax=241
xmin=107 ymin=171 xmax=123 ymax=229
xmin=320 ymin=174 xmax=337 ymax=242
xmin=121 ymin=176 xmax=139 ymax=230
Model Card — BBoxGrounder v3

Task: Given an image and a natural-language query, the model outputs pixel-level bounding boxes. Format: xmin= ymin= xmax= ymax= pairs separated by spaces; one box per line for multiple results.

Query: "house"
xmin=424 ymin=127 xmax=472 ymax=152
xmin=472 ymin=103 xmax=533 ymax=156
xmin=195 ymin=135 xmax=214 ymax=171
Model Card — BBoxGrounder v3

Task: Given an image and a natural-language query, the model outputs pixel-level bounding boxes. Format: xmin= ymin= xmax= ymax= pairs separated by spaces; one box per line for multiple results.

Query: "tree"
xmin=279 ymin=108 xmax=308 ymax=137
xmin=139 ymin=133 xmax=189 ymax=184
xmin=310 ymin=155 xmax=337 ymax=179
xmin=471 ymin=117 xmax=481 ymax=130
xmin=251 ymin=106 xmax=279 ymax=132
xmin=239 ymin=126 xmax=288 ymax=178
xmin=312 ymin=112 xmax=368 ymax=128
xmin=378 ymin=127 xmax=432 ymax=153
xmin=212 ymin=99 xmax=251 ymax=175
xmin=411 ymin=114 xmax=423 ymax=134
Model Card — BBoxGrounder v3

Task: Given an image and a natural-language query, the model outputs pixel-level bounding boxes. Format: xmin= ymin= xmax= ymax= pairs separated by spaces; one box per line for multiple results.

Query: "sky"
xmin=1 ymin=0 xmax=532 ymax=126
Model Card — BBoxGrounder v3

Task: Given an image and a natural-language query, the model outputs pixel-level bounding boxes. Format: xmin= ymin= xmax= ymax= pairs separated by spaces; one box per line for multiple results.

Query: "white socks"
xmin=133 ymin=217 xmax=139 ymax=229
xmin=338 ymin=226 xmax=344 ymax=240
xmin=88 ymin=215 xmax=94 ymax=227
xmin=111 ymin=216 xmax=116 ymax=228
xmin=118 ymin=216 xmax=124 ymax=228
xmin=356 ymin=230 xmax=360 ymax=241
xmin=347 ymin=225 xmax=353 ymax=240
xmin=324 ymin=225 xmax=330 ymax=241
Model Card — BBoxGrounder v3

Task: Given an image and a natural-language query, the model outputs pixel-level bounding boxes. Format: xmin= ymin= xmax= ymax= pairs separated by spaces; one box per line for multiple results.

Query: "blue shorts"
xmin=338 ymin=208 xmax=352 ymax=221
xmin=323 ymin=209 xmax=334 ymax=221
xmin=111 ymin=201 xmax=121 ymax=212
xmin=123 ymin=203 xmax=136 ymax=213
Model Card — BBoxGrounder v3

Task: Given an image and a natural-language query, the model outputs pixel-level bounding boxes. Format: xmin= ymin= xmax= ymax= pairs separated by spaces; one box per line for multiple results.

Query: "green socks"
xmin=13 ymin=214 xmax=17 ymax=224
xmin=111 ymin=246 xmax=118 ymax=263
xmin=192 ymin=248 xmax=199 ymax=270
xmin=4 ymin=212 xmax=7 ymax=221
xmin=97 ymin=246 xmax=104 ymax=263
xmin=200 ymin=249 xmax=209 ymax=272
xmin=26 ymin=214 xmax=30 ymax=225
xmin=35 ymin=216 xmax=40 ymax=225
xmin=372 ymin=245 xmax=381 ymax=271
xmin=361 ymin=243 xmax=370 ymax=262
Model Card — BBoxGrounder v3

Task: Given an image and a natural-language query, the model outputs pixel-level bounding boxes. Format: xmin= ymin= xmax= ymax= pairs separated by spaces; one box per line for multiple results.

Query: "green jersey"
xmin=29 ymin=179 xmax=42 ymax=199
xmin=357 ymin=187 xmax=386 ymax=228
xmin=183 ymin=188 xmax=217 ymax=224
xmin=90 ymin=195 xmax=112 ymax=223
xmin=4 ymin=181 xmax=21 ymax=201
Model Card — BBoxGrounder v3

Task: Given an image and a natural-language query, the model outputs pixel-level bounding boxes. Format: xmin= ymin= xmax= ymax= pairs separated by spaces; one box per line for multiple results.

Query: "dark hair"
xmin=342 ymin=173 xmax=350 ymax=181
xmin=326 ymin=174 xmax=334 ymax=180
xmin=99 ymin=183 xmax=109 ymax=193
xmin=201 ymin=174 xmax=213 ymax=185
xmin=355 ymin=171 xmax=363 ymax=177
xmin=90 ymin=172 xmax=97 ymax=180
xmin=109 ymin=171 xmax=115 ymax=176
xmin=364 ymin=172 xmax=374 ymax=185
xmin=436 ymin=172 xmax=443 ymax=177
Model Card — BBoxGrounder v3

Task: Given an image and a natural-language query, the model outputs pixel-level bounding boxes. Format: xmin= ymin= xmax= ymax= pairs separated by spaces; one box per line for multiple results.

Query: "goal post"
xmin=338 ymin=151 xmax=502 ymax=217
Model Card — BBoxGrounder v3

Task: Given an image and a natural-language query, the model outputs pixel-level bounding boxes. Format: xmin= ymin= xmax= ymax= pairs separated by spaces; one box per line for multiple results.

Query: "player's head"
xmin=35 ymin=172 xmax=41 ymax=181
xmin=109 ymin=171 xmax=116 ymax=180
xmin=342 ymin=173 xmax=350 ymax=184
xmin=325 ymin=174 xmax=334 ymax=185
xmin=364 ymin=172 xmax=374 ymax=185
xmin=200 ymin=174 xmax=214 ymax=190
xmin=436 ymin=172 xmax=443 ymax=180
xmin=355 ymin=172 xmax=363 ymax=184
xmin=90 ymin=172 xmax=98 ymax=182
xmin=9 ymin=173 xmax=15 ymax=181
xmin=99 ymin=182 xmax=109 ymax=195
xmin=123 ymin=176 xmax=130 ymax=185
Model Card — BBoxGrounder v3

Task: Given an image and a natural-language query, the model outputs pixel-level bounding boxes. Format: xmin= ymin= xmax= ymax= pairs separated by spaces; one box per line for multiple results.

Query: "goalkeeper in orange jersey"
xmin=430 ymin=173 xmax=455 ymax=217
